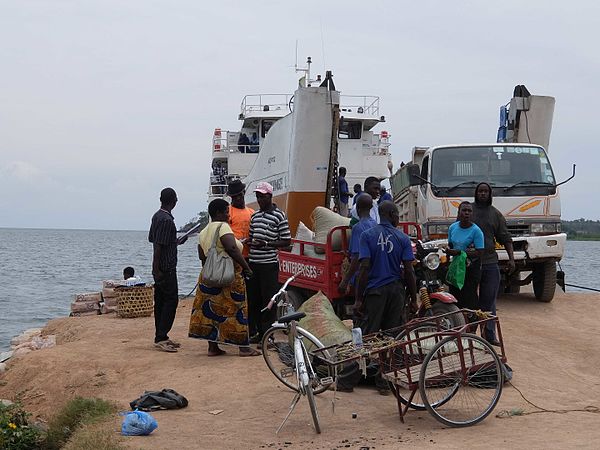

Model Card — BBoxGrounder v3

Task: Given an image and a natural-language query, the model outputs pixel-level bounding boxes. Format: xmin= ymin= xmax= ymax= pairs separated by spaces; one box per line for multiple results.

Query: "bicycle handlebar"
xmin=261 ymin=275 xmax=297 ymax=313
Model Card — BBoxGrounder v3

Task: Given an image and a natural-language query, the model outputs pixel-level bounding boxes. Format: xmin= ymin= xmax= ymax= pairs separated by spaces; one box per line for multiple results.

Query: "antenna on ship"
xmin=295 ymin=56 xmax=320 ymax=87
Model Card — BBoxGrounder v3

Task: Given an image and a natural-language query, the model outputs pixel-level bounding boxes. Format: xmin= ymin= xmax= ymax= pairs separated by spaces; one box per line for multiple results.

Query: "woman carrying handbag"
xmin=188 ymin=199 xmax=261 ymax=356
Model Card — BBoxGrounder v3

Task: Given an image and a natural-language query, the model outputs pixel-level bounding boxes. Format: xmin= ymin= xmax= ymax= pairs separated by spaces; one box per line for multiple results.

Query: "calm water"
xmin=0 ymin=228 xmax=200 ymax=352
xmin=0 ymin=229 xmax=598 ymax=351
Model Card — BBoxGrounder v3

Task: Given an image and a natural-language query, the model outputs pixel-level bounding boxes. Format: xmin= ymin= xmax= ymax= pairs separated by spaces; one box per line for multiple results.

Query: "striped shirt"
xmin=249 ymin=206 xmax=291 ymax=264
xmin=148 ymin=209 xmax=178 ymax=271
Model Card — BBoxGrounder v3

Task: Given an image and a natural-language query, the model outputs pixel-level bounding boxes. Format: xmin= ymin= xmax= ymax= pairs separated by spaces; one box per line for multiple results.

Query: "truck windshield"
xmin=430 ymin=146 xmax=556 ymax=194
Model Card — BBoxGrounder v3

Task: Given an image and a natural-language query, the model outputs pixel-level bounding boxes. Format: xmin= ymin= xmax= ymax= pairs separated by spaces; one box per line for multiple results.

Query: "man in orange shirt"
xmin=227 ymin=180 xmax=254 ymax=259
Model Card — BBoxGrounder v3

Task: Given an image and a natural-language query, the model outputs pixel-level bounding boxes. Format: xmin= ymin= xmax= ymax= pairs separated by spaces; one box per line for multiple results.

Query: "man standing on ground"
xmin=351 ymin=176 xmax=381 ymax=223
xmin=338 ymin=167 xmax=352 ymax=217
xmin=339 ymin=194 xmax=377 ymax=294
xmin=246 ymin=182 xmax=291 ymax=342
xmin=148 ymin=187 xmax=187 ymax=352
xmin=353 ymin=201 xmax=417 ymax=394
xmin=227 ymin=180 xmax=254 ymax=260
xmin=471 ymin=182 xmax=515 ymax=346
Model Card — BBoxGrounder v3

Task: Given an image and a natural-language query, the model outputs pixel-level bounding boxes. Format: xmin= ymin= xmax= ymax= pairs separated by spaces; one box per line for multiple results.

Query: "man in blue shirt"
xmin=338 ymin=167 xmax=352 ymax=217
xmin=355 ymin=201 xmax=418 ymax=332
xmin=377 ymin=186 xmax=393 ymax=204
xmin=351 ymin=200 xmax=417 ymax=395
xmin=338 ymin=194 xmax=377 ymax=294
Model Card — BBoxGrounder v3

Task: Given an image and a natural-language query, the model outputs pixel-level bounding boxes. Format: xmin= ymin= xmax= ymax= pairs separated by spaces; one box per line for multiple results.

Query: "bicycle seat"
xmin=277 ymin=311 xmax=306 ymax=324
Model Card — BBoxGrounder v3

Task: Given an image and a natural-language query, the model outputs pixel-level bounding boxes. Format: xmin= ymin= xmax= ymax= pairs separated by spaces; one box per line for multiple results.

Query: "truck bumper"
xmin=497 ymin=233 xmax=566 ymax=262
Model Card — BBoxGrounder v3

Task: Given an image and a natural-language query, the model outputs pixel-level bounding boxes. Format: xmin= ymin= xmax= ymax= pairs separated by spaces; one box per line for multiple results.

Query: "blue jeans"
xmin=479 ymin=263 xmax=500 ymax=339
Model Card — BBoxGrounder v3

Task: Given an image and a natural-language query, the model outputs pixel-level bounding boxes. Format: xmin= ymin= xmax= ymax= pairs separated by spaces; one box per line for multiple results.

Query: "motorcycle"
xmin=409 ymin=240 xmax=466 ymax=328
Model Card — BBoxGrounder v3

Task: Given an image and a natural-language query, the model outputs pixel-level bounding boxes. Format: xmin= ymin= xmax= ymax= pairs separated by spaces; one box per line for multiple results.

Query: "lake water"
xmin=0 ymin=228 xmax=598 ymax=351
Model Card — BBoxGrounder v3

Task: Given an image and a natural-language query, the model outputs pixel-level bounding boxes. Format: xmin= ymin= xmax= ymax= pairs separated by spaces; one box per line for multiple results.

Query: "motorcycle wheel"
xmin=430 ymin=302 xmax=466 ymax=329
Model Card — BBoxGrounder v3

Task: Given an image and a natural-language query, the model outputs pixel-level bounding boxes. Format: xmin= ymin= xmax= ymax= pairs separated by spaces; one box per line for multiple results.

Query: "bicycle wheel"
xmin=261 ymin=326 xmax=332 ymax=395
xmin=305 ymin=382 xmax=321 ymax=434
xmin=419 ymin=333 xmax=503 ymax=427
xmin=391 ymin=323 xmax=458 ymax=410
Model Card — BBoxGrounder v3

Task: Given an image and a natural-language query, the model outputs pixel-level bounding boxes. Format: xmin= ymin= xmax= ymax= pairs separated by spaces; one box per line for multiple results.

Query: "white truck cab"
xmin=391 ymin=86 xmax=575 ymax=302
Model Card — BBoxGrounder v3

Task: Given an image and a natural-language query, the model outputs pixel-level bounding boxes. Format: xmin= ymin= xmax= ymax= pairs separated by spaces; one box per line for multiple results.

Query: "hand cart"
xmin=311 ymin=309 xmax=507 ymax=427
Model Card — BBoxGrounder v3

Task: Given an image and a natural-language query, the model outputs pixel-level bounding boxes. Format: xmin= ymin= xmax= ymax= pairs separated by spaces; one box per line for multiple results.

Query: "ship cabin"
xmin=208 ymin=93 xmax=391 ymax=201
xmin=209 ymin=94 xmax=290 ymax=200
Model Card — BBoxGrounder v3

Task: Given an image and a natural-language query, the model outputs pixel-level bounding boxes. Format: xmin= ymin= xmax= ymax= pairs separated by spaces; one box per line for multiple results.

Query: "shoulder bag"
xmin=202 ymin=223 xmax=235 ymax=287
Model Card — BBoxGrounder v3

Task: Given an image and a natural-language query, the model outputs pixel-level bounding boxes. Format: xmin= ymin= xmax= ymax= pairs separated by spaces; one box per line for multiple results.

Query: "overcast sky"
xmin=1 ymin=0 xmax=597 ymax=230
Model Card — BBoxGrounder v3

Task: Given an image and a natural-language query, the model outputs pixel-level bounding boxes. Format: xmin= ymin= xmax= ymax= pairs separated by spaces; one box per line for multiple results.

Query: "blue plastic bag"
xmin=121 ymin=410 xmax=158 ymax=436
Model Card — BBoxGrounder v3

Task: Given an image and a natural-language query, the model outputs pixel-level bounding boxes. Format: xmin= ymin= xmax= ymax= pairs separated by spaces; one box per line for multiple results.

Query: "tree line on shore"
xmin=179 ymin=212 xmax=600 ymax=241
xmin=562 ymin=219 xmax=600 ymax=240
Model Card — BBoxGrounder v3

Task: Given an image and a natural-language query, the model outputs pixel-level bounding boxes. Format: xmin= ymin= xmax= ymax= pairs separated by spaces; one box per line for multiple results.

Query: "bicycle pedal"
xmin=320 ymin=376 xmax=334 ymax=385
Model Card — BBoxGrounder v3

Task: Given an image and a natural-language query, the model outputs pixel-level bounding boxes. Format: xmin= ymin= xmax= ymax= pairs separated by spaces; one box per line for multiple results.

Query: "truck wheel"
xmin=533 ymin=261 xmax=557 ymax=303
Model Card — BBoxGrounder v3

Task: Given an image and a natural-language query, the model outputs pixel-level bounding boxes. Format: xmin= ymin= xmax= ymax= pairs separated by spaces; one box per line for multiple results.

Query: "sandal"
xmin=154 ymin=340 xmax=178 ymax=353
xmin=208 ymin=348 xmax=227 ymax=357
xmin=239 ymin=347 xmax=262 ymax=357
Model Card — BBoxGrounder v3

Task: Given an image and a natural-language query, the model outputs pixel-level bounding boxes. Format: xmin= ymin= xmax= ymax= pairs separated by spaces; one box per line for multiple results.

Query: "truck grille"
xmin=507 ymin=224 xmax=530 ymax=237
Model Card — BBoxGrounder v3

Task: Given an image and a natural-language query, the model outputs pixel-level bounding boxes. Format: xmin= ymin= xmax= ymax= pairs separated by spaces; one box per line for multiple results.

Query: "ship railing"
xmin=240 ymin=94 xmax=292 ymax=116
xmin=212 ymin=131 xmax=260 ymax=155
xmin=339 ymin=95 xmax=380 ymax=116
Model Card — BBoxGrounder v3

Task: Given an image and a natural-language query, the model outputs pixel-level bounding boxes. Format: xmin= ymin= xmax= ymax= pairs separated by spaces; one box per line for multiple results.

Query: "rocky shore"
xmin=1 ymin=289 xmax=600 ymax=449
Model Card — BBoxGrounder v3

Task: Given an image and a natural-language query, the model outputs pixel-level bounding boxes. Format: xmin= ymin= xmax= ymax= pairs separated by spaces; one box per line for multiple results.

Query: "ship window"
xmin=261 ymin=120 xmax=274 ymax=138
xmin=339 ymin=120 xmax=362 ymax=139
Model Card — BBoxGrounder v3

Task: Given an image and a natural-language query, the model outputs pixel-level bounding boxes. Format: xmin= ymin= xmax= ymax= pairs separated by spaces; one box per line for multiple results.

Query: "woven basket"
xmin=116 ymin=286 xmax=154 ymax=318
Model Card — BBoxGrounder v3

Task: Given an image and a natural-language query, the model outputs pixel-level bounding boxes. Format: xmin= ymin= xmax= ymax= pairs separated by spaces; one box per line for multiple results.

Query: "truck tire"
xmin=533 ymin=261 xmax=557 ymax=303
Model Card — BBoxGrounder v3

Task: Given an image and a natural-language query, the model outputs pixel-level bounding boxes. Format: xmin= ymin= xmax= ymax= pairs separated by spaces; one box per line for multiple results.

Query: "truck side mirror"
xmin=407 ymin=164 xmax=421 ymax=186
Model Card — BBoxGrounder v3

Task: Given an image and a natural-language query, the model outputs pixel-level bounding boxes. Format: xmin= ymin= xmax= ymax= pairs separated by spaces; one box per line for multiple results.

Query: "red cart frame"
xmin=278 ymin=222 xmax=422 ymax=301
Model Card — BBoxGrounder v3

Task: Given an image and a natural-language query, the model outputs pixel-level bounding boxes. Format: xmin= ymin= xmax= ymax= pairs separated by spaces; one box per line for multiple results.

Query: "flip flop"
xmin=239 ymin=348 xmax=262 ymax=357
xmin=207 ymin=348 xmax=227 ymax=357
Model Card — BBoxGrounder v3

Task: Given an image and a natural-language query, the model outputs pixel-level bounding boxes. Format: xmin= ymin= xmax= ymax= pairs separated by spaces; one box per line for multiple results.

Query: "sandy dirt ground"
xmin=2 ymin=288 xmax=600 ymax=449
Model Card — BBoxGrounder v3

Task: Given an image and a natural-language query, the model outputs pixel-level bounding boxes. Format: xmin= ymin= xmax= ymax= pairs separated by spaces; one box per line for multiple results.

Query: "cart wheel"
xmin=392 ymin=324 xmax=458 ymax=410
xmin=261 ymin=327 xmax=332 ymax=395
xmin=419 ymin=333 xmax=503 ymax=427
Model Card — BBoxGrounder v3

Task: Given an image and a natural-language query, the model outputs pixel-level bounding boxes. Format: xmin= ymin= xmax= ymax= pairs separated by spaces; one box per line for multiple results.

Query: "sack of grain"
xmin=103 ymin=296 xmax=119 ymax=307
xmin=70 ymin=301 xmax=100 ymax=313
xmin=103 ymin=280 xmax=124 ymax=289
xmin=71 ymin=310 xmax=100 ymax=317
xmin=292 ymin=221 xmax=315 ymax=254
xmin=102 ymin=287 xmax=118 ymax=299
xmin=73 ymin=292 xmax=102 ymax=303
xmin=298 ymin=291 xmax=352 ymax=349
xmin=101 ymin=304 xmax=117 ymax=315
xmin=311 ymin=206 xmax=351 ymax=254
xmin=291 ymin=221 xmax=325 ymax=260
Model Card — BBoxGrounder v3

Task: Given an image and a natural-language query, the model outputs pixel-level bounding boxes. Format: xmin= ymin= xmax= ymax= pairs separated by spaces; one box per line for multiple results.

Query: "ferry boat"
xmin=208 ymin=58 xmax=393 ymax=234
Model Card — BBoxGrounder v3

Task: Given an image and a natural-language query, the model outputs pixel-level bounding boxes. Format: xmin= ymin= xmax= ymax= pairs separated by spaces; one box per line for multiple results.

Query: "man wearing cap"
xmin=227 ymin=180 xmax=254 ymax=260
xmin=247 ymin=182 xmax=292 ymax=342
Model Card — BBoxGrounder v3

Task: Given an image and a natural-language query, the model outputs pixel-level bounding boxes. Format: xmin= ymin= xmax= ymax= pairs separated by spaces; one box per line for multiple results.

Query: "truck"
xmin=390 ymin=85 xmax=575 ymax=302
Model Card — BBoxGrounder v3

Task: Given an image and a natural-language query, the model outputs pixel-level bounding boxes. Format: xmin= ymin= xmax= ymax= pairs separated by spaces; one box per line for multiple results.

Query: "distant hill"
xmin=562 ymin=219 xmax=600 ymax=240
xmin=179 ymin=211 xmax=209 ymax=234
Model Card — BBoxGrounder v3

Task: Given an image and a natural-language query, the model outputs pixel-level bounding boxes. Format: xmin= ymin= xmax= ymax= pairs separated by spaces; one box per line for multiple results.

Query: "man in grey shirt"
xmin=472 ymin=182 xmax=515 ymax=346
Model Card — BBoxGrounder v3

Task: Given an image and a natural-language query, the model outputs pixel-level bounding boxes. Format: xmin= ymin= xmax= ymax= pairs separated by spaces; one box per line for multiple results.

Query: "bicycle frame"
xmin=291 ymin=321 xmax=310 ymax=393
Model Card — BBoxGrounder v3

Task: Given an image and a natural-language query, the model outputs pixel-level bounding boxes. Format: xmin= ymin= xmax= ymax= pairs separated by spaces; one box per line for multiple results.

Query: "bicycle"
xmin=260 ymin=275 xmax=334 ymax=434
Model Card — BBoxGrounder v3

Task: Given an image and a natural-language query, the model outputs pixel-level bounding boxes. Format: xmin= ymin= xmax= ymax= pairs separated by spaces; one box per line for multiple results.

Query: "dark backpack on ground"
xmin=129 ymin=389 xmax=188 ymax=411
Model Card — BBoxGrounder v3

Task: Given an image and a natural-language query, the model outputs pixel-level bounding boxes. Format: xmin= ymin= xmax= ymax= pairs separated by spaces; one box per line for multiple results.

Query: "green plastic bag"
xmin=446 ymin=251 xmax=467 ymax=290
